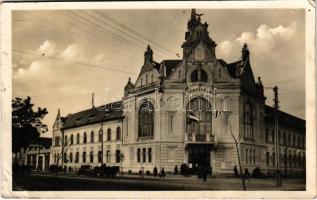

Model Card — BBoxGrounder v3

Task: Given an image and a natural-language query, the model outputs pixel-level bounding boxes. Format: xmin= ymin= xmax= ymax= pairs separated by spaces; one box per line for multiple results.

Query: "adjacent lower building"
xmin=50 ymin=9 xmax=305 ymax=175
xmin=15 ymin=137 xmax=51 ymax=171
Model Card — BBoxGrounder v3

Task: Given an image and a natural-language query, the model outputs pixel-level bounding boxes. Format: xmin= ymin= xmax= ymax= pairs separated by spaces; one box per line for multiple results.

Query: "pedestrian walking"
xmin=202 ymin=165 xmax=208 ymax=181
xmin=234 ymin=165 xmax=239 ymax=177
xmin=244 ymin=168 xmax=251 ymax=181
xmin=153 ymin=166 xmax=158 ymax=177
xmin=174 ymin=165 xmax=178 ymax=175
xmin=160 ymin=167 xmax=165 ymax=178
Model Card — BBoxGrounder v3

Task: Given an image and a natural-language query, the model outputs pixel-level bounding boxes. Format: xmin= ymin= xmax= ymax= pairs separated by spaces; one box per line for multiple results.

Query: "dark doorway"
xmin=187 ymin=144 xmax=211 ymax=174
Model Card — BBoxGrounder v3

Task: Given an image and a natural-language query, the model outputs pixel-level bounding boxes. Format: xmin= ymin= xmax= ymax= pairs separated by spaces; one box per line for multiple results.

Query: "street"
xmin=13 ymin=173 xmax=306 ymax=191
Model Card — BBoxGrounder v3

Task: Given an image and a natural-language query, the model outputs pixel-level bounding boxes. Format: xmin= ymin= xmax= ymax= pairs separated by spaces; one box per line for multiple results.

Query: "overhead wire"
xmin=94 ymin=10 xmax=178 ymax=58
xmin=13 ymin=49 xmax=137 ymax=75
xmin=25 ymin=13 xmax=135 ymax=60
xmin=79 ymin=10 xmax=175 ymax=58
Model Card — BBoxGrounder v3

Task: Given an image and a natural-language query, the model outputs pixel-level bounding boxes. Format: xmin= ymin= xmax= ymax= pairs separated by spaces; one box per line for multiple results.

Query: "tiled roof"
xmin=162 ymin=59 xmax=182 ymax=77
xmin=226 ymin=60 xmax=242 ymax=77
xmin=63 ymin=101 xmax=124 ymax=130
xmin=264 ymin=105 xmax=305 ymax=130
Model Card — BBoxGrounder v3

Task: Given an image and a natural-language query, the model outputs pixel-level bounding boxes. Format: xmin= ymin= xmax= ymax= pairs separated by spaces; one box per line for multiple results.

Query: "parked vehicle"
xmin=77 ymin=165 xmax=93 ymax=176
xmin=92 ymin=164 xmax=107 ymax=177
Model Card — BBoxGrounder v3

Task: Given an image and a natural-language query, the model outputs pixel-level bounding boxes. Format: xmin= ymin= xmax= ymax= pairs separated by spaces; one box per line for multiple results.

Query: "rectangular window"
xmin=75 ymin=152 xmax=79 ymax=163
xmin=293 ymin=135 xmax=295 ymax=147
xmin=272 ymin=152 xmax=275 ymax=166
xmin=142 ymin=148 xmax=146 ymax=163
xmin=168 ymin=111 xmax=176 ymax=134
xmin=137 ymin=148 xmax=140 ymax=163
xmin=245 ymin=149 xmax=248 ymax=164
xmin=265 ymin=129 xmax=269 ymax=143
xmin=249 ymin=149 xmax=252 ymax=165
xmin=253 ymin=150 xmax=256 ymax=165
xmin=148 ymin=148 xmax=152 ymax=163
xmin=116 ymin=150 xmax=120 ymax=163
xmin=106 ymin=150 xmax=111 ymax=163
xmin=266 ymin=152 xmax=270 ymax=166
xmin=168 ymin=147 xmax=176 ymax=162
xmin=272 ymin=130 xmax=275 ymax=144
xmin=145 ymin=74 xmax=148 ymax=85
xmin=82 ymin=152 xmax=86 ymax=163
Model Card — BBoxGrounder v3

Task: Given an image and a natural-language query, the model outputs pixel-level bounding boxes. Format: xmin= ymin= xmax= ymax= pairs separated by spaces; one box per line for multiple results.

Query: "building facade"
xmin=15 ymin=137 xmax=51 ymax=171
xmin=51 ymin=9 xmax=305 ymax=175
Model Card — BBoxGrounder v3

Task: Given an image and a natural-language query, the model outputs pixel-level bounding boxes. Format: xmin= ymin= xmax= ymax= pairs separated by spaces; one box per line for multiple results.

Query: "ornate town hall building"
xmin=51 ymin=9 xmax=305 ymax=175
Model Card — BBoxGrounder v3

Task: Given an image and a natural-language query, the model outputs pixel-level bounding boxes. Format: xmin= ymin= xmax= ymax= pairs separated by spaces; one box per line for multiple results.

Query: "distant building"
xmin=16 ymin=137 xmax=51 ymax=171
xmin=51 ymin=9 xmax=305 ymax=175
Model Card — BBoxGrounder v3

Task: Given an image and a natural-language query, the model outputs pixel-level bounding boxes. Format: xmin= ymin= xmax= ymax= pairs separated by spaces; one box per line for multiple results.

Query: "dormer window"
xmin=88 ymin=114 xmax=96 ymax=120
xmin=74 ymin=118 xmax=81 ymax=124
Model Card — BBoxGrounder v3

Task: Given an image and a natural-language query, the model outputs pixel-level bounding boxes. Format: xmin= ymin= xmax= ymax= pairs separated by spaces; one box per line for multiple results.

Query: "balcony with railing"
xmin=185 ymin=133 xmax=214 ymax=143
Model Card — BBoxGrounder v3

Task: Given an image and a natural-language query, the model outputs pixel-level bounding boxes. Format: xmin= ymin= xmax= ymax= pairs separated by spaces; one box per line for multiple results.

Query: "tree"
xmin=12 ymin=96 xmax=48 ymax=156
xmin=54 ymin=134 xmax=72 ymax=177
xmin=229 ymin=124 xmax=246 ymax=191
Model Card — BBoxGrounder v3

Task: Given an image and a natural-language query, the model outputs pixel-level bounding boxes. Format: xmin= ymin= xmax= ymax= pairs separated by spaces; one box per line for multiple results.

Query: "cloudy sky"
xmin=12 ymin=9 xmax=305 ymax=138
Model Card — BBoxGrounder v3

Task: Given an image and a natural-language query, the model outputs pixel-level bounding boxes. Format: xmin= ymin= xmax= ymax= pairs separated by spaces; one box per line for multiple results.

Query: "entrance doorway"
xmin=187 ymin=144 xmax=211 ymax=174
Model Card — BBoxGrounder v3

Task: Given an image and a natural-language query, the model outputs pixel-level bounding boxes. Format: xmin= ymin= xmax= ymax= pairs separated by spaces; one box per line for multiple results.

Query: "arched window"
xmin=98 ymin=151 xmax=102 ymax=163
xmin=83 ymin=132 xmax=87 ymax=144
xmin=107 ymin=128 xmax=111 ymax=141
xmin=244 ymin=102 xmax=253 ymax=140
xmin=69 ymin=152 xmax=73 ymax=163
xmin=186 ymin=97 xmax=212 ymax=139
xmin=90 ymin=131 xmax=94 ymax=143
xmin=75 ymin=152 xmax=79 ymax=163
xmin=138 ymin=101 xmax=154 ymax=138
xmin=63 ymin=152 xmax=67 ymax=163
xmin=90 ymin=151 xmax=94 ymax=163
xmin=116 ymin=127 xmax=121 ymax=140
xmin=70 ymin=134 xmax=73 ymax=145
xmin=76 ymin=133 xmax=80 ymax=144
xmin=191 ymin=69 xmax=208 ymax=82
xmin=99 ymin=130 xmax=103 ymax=142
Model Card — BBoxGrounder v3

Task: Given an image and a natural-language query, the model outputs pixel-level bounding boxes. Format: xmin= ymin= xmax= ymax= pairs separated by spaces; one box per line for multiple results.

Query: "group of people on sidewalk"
xmin=233 ymin=165 xmax=262 ymax=179
xmin=150 ymin=164 xmax=212 ymax=181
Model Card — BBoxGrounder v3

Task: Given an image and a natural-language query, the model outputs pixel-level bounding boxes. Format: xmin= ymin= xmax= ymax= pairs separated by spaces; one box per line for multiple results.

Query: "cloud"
xmin=92 ymin=53 xmax=108 ymax=65
xmin=236 ymin=21 xmax=298 ymax=51
xmin=217 ymin=40 xmax=233 ymax=58
xmin=13 ymin=61 xmax=42 ymax=79
xmin=37 ymin=40 xmax=57 ymax=56
xmin=60 ymin=43 xmax=92 ymax=63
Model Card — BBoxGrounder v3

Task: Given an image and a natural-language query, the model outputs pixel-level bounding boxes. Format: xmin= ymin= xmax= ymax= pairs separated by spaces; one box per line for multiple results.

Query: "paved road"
xmin=13 ymin=173 xmax=305 ymax=191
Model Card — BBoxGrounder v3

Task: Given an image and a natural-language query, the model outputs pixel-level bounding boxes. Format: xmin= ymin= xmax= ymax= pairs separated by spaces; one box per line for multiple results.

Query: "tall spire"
xmin=144 ymin=45 xmax=153 ymax=62
xmin=191 ymin=8 xmax=196 ymax=20
xmin=242 ymin=43 xmax=250 ymax=61
xmin=57 ymin=108 xmax=60 ymax=118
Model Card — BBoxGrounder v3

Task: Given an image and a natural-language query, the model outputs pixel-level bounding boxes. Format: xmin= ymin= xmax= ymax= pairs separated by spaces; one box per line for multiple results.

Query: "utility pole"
xmin=100 ymin=123 xmax=104 ymax=165
xmin=273 ymin=86 xmax=282 ymax=186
